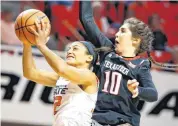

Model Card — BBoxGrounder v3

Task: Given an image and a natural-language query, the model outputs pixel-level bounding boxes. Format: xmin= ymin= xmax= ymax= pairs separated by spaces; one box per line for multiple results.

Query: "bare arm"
xmin=30 ymin=20 xmax=97 ymax=86
xmin=37 ymin=44 xmax=96 ymax=86
xmin=79 ymin=1 xmax=113 ymax=48
xmin=23 ymin=44 xmax=59 ymax=87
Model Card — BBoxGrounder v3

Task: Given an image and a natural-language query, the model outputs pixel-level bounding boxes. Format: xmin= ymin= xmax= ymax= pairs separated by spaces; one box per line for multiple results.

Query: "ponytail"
xmin=147 ymin=51 xmax=178 ymax=69
xmin=94 ymin=47 xmax=113 ymax=53
xmin=93 ymin=46 xmax=178 ymax=70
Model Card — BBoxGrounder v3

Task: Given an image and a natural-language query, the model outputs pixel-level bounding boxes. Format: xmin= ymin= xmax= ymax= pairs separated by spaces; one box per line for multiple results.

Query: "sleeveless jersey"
xmin=53 ymin=77 xmax=98 ymax=126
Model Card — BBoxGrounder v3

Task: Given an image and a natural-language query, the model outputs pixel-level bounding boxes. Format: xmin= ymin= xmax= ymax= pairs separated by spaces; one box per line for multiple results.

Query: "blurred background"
xmin=1 ymin=1 xmax=178 ymax=126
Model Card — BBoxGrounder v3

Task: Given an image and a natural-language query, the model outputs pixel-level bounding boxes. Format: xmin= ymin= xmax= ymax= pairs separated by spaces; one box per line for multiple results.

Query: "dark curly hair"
xmin=124 ymin=17 xmax=154 ymax=54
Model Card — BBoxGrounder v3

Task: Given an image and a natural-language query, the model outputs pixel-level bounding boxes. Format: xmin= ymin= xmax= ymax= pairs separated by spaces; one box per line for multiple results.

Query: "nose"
xmin=67 ymin=48 xmax=73 ymax=54
xmin=115 ymin=32 xmax=119 ymax=39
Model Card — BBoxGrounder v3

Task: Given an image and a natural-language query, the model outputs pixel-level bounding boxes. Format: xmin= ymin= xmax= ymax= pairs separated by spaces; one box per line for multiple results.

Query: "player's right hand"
xmin=127 ymin=79 xmax=139 ymax=98
xmin=29 ymin=20 xmax=50 ymax=47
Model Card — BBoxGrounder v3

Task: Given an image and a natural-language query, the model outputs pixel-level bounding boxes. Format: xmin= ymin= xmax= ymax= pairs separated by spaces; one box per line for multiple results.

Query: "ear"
xmin=86 ymin=55 xmax=93 ymax=63
xmin=132 ymin=37 xmax=141 ymax=45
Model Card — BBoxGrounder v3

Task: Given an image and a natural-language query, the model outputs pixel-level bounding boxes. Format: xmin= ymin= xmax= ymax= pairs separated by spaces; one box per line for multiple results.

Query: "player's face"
xmin=114 ymin=23 xmax=133 ymax=54
xmin=65 ymin=42 xmax=92 ymax=67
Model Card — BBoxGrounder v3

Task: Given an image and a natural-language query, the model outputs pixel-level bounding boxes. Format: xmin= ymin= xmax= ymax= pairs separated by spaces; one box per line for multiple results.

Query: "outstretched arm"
xmin=37 ymin=44 xmax=97 ymax=86
xmin=79 ymin=1 xmax=113 ymax=48
xmin=23 ymin=44 xmax=58 ymax=87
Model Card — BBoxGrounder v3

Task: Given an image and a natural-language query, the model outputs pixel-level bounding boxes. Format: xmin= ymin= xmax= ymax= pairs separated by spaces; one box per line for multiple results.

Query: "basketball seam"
xmin=16 ymin=21 xmax=20 ymax=37
xmin=25 ymin=11 xmax=41 ymax=35
xmin=15 ymin=24 xmax=36 ymax=30
xmin=21 ymin=12 xmax=34 ymax=45
xmin=26 ymin=16 xmax=47 ymax=35
xmin=15 ymin=21 xmax=47 ymax=31
xmin=15 ymin=16 xmax=47 ymax=30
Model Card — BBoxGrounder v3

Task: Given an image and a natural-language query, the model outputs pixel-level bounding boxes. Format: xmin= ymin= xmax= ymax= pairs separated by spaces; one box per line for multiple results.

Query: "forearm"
xmin=79 ymin=1 xmax=93 ymax=21
xmin=137 ymin=61 xmax=158 ymax=102
xmin=37 ymin=45 xmax=96 ymax=85
xmin=138 ymin=86 xmax=158 ymax=102
xmin=22 ymin=45 xmax=58 ymax=86
xmin=79 ymin=1 xmax=113 ymax=47
xmin=37 ymin=45 xmax=66 ymax=75
xmin=79 ymin=1 xmax=98 ymax=46
xmin=23 ymin=44 xmax=36 ymax=77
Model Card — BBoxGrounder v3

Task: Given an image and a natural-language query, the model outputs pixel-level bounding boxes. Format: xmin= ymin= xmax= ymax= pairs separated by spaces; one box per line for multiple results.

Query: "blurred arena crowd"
xmin=1 ymin=1 xmax=178 ymax=72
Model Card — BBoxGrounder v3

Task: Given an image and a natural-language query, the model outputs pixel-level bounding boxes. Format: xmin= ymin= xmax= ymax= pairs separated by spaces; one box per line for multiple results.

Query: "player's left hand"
xmin=29 ymin=20 xmax=50 ymax=47
xmin=127 ymin=79 xmax=139 ymax=98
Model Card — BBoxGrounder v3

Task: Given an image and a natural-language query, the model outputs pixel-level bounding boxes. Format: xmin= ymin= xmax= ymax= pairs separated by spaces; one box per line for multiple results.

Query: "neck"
xmin=119 ymin=47 xmax=136 ymax=57
xmin=75 ymin=64 xmax=90 ymax=69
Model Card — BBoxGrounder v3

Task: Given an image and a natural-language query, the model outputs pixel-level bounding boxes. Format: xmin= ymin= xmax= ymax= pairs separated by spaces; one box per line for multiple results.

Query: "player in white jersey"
xmin=53 ymin=76 xmax=98 ymax=126
xmin=22 ymin=20 xmax=98 ymax=126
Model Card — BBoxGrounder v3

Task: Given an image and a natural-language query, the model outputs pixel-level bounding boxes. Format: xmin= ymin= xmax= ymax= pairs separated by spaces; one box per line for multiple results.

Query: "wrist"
xmin=36 ymin=44 xmax=47 ymax=49
xmin=23 ymin=43 xmax=31 ymax=48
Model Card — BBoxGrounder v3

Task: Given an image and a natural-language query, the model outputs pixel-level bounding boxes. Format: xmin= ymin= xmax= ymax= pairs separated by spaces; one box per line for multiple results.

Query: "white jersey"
xmin=53 ymin=77 xmax=98 ymax=126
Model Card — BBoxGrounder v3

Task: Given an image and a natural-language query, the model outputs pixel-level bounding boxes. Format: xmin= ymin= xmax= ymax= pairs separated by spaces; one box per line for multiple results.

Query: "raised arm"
xmin=79 ymin=1 xmax=113 ymax=48
xmin=36 ymin=44 xmax=97 ymax=86
xmin=23 ymin=44 xmax=59 ymax=87
xmin=137 ymin=61 xmax=158 ymax=102
xmin=29 ymin=20 xmax=97 ymax=86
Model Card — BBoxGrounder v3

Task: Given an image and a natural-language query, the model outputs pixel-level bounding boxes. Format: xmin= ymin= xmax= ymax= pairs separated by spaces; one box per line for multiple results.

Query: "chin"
xmin=115 ymin=48 xmax=121 ymax=54
xmin=66 ymin=60 xmax=76 ymax=66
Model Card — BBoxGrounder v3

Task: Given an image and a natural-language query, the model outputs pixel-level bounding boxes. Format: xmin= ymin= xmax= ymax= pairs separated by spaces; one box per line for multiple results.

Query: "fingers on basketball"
xmin=14 ymin=9 xmax=51 ymax=45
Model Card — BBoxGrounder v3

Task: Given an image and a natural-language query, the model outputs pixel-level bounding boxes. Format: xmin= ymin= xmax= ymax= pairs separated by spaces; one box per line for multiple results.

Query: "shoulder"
xmin=138 ymin=58 xmax=151 ymax=69
xmin=99 ymin=51 xmax=114 ymax=62
xmin=133 ymin=58 xmax=151 ymax=72
xmin=128 ymin=58 xmax=151 ymax=71
xmin=104 ymin=51 xmax=115 ymax=58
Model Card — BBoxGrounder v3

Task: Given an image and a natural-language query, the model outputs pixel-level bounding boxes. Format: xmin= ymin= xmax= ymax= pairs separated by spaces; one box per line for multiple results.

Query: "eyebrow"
xmin=119 ymin=27 xmax=126 ymax=31
xmin=72 ymin=45 xmax=80 ymax=48
xmin=68 ymin=45 xmax=80 ymax=49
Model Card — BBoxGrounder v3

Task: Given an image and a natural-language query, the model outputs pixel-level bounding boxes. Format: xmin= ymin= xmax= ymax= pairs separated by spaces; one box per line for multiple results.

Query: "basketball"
xmin=14 ymin=9 xmax=51 ymax=45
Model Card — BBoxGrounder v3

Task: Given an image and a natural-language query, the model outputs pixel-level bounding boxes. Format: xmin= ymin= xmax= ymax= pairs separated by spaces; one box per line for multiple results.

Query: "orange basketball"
xmin=14 ymin=9 xmax=51 ymax=45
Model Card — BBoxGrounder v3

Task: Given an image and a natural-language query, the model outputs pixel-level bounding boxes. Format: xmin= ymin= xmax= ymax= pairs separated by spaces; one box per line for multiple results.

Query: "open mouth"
xmin=66 ymin=55 xmax=75 ymax=59
xmin=115 ymin=40 xmax=119 ymax=45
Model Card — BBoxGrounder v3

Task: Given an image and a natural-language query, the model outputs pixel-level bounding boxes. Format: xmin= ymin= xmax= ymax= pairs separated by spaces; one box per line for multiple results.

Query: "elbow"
xmin=138 ymin=88 xmax=158 ymax=102
xmin=23 ymin=68 xmax=35 ymax=80
xmin=148 ymin=90 xmax=158 ymax=102
xmin=152 ymin=90 xmax=158 ymax=102
xmin=23 ymin=69 xmax=30 ymax=79
xmin=23 ymin=72 xmax=31 ymax=80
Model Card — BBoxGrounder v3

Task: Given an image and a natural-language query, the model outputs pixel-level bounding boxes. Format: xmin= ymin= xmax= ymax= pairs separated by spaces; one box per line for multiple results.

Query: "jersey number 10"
xmin=102 ymin=71 xmax=122 ymax=95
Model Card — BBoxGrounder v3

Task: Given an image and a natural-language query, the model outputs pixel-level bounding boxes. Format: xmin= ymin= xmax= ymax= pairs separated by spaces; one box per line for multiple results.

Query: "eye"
xmin=121 ymin=28 xmax=126 ymax=33
xmin=73 ymin=47 xmax=78 ymax=51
